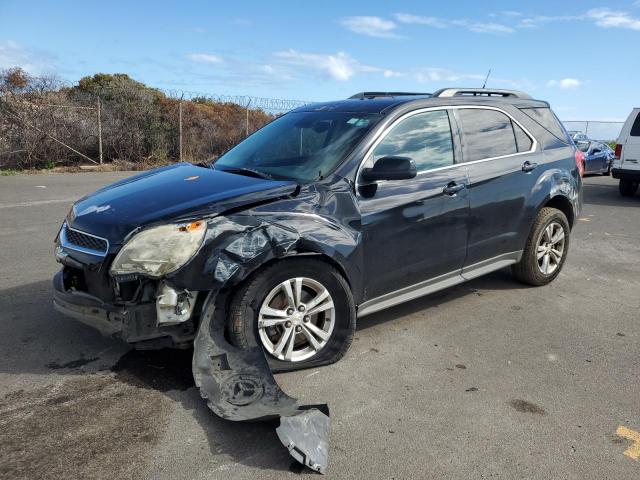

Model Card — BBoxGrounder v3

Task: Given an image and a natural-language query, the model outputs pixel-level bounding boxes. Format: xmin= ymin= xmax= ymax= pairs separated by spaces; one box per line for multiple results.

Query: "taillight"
xmin=614 ymin=144 xmax=622 ymax=159
xmin=575 ymin=149 xmax=585 ymax=177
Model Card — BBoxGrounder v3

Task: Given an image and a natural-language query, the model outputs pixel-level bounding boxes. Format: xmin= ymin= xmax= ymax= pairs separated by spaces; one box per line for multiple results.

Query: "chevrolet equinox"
xmin=53 ymin=88 xmax=583 ymax=373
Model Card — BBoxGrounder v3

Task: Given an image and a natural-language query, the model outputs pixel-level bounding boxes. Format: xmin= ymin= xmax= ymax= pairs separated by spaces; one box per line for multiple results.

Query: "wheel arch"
xmin=222 ymin=250 xmax=358 ymax=303
xmin=541 ymin=194 xmax=575 ymax=229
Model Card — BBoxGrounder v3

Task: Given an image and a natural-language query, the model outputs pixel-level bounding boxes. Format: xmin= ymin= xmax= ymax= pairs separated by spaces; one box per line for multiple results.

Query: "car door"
xmin=590 ymin=143 xmax=606 ymax=171
xmin=453 ymin=106 xmax=543 ymax=273
xmin=357 ymin=108 xmax=469 ymax=302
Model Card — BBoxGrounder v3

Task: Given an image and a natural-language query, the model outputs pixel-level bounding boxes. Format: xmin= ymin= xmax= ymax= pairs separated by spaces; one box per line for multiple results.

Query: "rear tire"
xmin=619 ymin=179 xmax=638 ymax=197
xmin=512 ymin=207 xmax=570 ymax=286
xmin=603 ymin=164 xmax=611 ymax=176
xmin=228 ymin=257 xmax=355 ymax=372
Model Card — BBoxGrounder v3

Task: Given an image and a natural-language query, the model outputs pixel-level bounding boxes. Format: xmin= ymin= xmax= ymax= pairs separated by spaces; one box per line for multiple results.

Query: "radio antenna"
xmin=482 ymin=68 xmax=492 ymax=88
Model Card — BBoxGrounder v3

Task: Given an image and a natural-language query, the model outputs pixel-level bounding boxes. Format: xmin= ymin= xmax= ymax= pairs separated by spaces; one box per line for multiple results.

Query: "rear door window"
xmin=513 ymin=122 xmax=533 ymax=152
xmin=457 ymin=109 xmax=520 ymax=162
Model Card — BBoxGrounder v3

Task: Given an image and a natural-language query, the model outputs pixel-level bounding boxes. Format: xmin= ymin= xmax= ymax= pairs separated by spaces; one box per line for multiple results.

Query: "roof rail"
xmin=349 ymin=91 xmax=431 ymax=100
xmin=432 ymin=88 xmax=533 ymax=100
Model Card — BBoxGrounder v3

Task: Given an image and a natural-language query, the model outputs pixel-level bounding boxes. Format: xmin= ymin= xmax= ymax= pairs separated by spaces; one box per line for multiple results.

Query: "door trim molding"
xmin=356 ymin=251 xmax=522 ymax=318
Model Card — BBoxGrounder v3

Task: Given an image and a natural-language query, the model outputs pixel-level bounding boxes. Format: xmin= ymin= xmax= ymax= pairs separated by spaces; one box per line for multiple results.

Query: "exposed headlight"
xmin=110 ymin=220 xmax=206 ymax=277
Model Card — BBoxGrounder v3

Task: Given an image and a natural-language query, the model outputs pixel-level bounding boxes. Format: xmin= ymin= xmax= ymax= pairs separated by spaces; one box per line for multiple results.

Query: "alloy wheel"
xmin=257 ymin=277 xmax=335 ymax=362
xmin=536 ymin=221 xmax=566 ymax=275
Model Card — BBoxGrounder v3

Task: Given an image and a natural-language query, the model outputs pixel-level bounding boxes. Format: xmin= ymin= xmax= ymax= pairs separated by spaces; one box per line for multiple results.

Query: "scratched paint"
xmin=616 ymin=426 xmax=640 ymax=461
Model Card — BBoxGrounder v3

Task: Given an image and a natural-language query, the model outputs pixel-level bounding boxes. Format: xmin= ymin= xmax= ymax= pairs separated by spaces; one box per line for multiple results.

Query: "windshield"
xmin=575 ymin=140 xmax=591 ymax=153
xmin=213 ymin=111 xmax=380 ymax=181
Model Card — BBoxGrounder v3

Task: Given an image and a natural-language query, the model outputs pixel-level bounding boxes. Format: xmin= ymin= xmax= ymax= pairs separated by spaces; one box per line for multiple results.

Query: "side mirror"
xmin=361 ymin=156 xmax=417 ymax=182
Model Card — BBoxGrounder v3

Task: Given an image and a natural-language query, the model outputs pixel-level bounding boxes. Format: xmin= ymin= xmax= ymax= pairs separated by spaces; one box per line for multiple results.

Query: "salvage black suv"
xmin=54 ymin=88 xmax=582 ymax=372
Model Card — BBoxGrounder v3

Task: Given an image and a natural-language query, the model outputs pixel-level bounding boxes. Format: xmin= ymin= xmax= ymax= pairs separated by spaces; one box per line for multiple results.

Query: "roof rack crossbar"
xmin=432 ymin=88 xmax=533 ymax=100
xmin=349 ymin=92 xmax=431 ymax=100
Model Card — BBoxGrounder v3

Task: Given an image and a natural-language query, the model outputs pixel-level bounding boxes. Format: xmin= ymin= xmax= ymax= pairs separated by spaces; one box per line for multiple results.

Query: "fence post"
xmin=178 ymin=95 xmax=183 ymax=161
xmin=97 ymin=97 xmax=103 ymax=164
xmin=246 ymin=98 xmax=251 ymax=137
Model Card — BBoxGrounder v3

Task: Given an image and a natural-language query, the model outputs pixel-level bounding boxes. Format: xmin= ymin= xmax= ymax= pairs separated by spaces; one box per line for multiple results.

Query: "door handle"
xmin=443 ymin=182 xmax=465 ymax=195
xmin=522 ymin=161 xmax=538 ymax=173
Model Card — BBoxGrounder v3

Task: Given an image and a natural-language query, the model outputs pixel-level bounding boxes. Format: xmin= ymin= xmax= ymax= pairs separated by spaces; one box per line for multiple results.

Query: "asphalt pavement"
xmin=0 ymin=171 xmax=638 ymax=479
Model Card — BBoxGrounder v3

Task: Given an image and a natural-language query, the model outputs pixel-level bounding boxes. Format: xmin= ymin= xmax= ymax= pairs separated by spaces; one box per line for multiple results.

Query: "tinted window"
xmin=215 ymin=112 xmax=380 ymax=182
xmin=631 ymin=112 xmax=640 ymax=137
xmin=513 ymin=121 xmax=533 ymax=152
xmin=575 ymin=141 xmax=590 ymax=153
xmin=520 ymin=107 xmax=569 ymax=143
xmin=373 ymin=110 xmax=454 ymax=172
xmin=458 ymin=109 xmax=518 ymax=162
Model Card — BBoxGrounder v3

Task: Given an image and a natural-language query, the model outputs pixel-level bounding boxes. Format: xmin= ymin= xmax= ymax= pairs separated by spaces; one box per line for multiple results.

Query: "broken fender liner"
xmin=192 ymin=292 xmax=330 ymax=474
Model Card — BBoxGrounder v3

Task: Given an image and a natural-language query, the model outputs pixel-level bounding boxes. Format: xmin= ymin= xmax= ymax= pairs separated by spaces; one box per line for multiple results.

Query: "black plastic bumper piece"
xmin=612 ymin=168 xmax=640 ymax=181
xmin=192 ymin=292 xmax=330 ymax=474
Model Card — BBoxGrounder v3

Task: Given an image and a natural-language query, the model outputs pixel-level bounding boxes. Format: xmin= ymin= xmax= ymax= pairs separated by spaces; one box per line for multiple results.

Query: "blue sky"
xmin=1 ymin=0 xmax=639 ymax=122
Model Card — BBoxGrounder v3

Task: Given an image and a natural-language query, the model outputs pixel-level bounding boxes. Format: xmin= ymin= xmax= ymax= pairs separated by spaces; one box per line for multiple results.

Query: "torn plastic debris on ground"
xmin=192 ymin=297 xmax=330 ymax=474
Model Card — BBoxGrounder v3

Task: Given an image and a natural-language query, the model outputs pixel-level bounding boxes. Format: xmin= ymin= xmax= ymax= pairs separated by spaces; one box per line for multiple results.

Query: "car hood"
xmin=68 ymin=163 xmax=298 ymax=243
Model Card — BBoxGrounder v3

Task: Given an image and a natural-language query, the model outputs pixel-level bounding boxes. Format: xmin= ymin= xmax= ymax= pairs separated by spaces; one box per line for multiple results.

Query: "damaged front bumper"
xmin=52 ymin=270 xmax=197 ymax=348
xmin=53 ymin=268 xmax=332 ymax=473
xmin=193 ymin=291 xmax=331 ymax=474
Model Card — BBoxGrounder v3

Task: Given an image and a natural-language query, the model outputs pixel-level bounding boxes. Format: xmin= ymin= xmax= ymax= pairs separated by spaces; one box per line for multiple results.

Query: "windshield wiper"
xmin=217 ymin=167 xmax=274 ymax=180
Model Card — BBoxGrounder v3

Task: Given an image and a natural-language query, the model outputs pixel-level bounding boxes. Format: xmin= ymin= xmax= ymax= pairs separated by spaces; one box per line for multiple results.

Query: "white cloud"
xmin=518 ymin=9 xmax=640 ymax=30
xmin=414 ymin=67 xmax=484 ymax=83
xmin=547 ymin=78 xmax=581 ymax=89
xmin=393 ymin=13 xmax=446 ymax=28
xmin=339 ymin=16 xmax=399 ymax=38
xmin=585 ymin=8 xmax=640 ymax=30
xmin=0 ymin=40 xmax=55 ymax=74
xmin=273 ymin=49 xmax=402 ymax=81
xmin=186 ymin=53 xmax=224 ymax=64
xmin=274 ymin=50 xmax=362 ymax=81
xmin=452 ymin=20 xmax=515 ymax=34
xmin=383 ymin=69 xmax=404 ymax=78
xmin=391 ymin=13 xmax=513 ymax=34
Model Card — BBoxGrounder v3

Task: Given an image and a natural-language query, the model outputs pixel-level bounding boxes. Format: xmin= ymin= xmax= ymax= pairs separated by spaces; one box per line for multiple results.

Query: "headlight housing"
xmin=110 ymin=220 xmax=206 ymax=277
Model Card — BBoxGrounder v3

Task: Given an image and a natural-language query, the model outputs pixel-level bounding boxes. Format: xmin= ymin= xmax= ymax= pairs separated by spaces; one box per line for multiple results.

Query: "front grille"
xmin=61 ymin=224 xmax=109 ymax=256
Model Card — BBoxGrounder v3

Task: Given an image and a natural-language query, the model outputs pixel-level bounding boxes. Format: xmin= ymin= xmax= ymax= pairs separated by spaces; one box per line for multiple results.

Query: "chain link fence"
xmin=0 ymin=70 xmax=311 ymax=169
xmin=561 ymin=121 xmax=624 ymax=143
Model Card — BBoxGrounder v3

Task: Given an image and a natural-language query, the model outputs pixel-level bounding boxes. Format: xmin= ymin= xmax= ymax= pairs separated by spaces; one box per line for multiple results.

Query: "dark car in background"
xmin=575 ymin=140 xmax=613 ymax=175
xmin=53 ymin=87 xmax=582 ymax=374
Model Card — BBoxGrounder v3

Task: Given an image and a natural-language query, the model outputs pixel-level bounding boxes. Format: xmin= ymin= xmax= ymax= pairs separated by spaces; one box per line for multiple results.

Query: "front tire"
xmin=619 ymin=179 xmax=638 ymax=197
xmin=228 ymin=258 xmax=355 ymax=372
xmin=512 ymin=207 xmax=570 ymax=286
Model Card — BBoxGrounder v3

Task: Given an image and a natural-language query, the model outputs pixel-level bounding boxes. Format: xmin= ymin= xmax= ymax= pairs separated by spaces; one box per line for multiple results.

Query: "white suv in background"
xmin=612 ymin=108 xmax=640 ymax=197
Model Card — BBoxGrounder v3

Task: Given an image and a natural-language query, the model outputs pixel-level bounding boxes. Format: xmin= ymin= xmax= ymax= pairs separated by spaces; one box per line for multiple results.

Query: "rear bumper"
xmin=52 ymin=270 xmax=195 ymax=347
xmin=612 ymin=168 xmax=640 ymax=182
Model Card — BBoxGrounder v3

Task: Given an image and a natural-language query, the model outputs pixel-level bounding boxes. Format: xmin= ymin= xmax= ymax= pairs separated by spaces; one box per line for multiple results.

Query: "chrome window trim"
xmin=59 ymin=222 xmax=110 ymax=257
xmin=355 ymin=105 xmax=538 ymax=190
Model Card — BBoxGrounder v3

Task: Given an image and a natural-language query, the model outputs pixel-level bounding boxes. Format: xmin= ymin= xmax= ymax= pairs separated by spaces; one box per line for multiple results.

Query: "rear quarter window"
xmin=519 ymin=107 xmax=569 ymax=144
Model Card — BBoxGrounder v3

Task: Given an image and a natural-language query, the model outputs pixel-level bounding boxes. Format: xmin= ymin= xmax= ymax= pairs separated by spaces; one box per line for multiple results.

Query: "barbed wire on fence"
xmin=162 ymin=89 xmax=311 ymax=114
